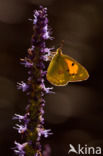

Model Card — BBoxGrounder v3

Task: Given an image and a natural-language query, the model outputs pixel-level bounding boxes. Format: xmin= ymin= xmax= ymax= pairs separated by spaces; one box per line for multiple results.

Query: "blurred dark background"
xmin=0 ymin=0 xmax=103 ymax=155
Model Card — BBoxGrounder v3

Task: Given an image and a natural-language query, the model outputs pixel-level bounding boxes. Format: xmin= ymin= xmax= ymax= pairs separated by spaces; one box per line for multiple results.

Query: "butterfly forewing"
xmin=46 ymin=51 xmax=69 ymax=86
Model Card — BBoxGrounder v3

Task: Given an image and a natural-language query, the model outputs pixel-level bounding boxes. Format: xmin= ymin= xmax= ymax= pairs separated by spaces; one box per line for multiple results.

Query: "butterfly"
xmin=46 ymin=48 xmax=89 ymax=86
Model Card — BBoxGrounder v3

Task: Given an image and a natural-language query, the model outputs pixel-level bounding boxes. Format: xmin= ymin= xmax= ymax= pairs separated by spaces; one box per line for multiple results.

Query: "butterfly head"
xmin=56 ymin=48 xmax=62 ymax=55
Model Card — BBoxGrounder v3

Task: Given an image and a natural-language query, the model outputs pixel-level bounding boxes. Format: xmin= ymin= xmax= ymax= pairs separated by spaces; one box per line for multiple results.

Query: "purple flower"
xmin=43 ymin=17 xmax=48 ymax=25
xmin=14 ymin=141 xmax=28 ymax=156
xmin=37 ymin=126 xmax=53 ymax=138
xmin=37 ymin=62 xmax=45 ymax=69
xmin=40 ymin=107 xmax=44 ymax=114
xmin=31 ymin=45 xmax=35 ymax=51
xmin=14 ymin=150 xmax=25 ymax=156
xmin=21 ymin=61 xmax=33 ymax=68
xmin=20 ymin=57 xmax=33 ymax=68
xmin=13 ymin=6 xmax=54 ymax=156
xmin=40 ymin=55 xmax=49 ymax=61
xmin=42 ymin=25 xmax=48 ymax=33
xmin=40 ymin=47 xmax=54 ymax=54
xmin=39 ymin=115 xmax=44 ymax=124
xmin=40 ymin=98 xmax=45 ymax=107
xmin=13 ymin=113 xmax=30 ymax=123
xmin=17 ymin=81 xmax=29 ymax=92
xmin=33 ymin=10 xmax=39 ymax=24
xmin=13 ymin=124 xmax=27 ymax=134
xmin=40 ymin=83 xmax=54 ymax=94
xmin=40 ymin=70 xmax=47 ymax=77
xmin=42 ymin=31 xmax=50 ymax=40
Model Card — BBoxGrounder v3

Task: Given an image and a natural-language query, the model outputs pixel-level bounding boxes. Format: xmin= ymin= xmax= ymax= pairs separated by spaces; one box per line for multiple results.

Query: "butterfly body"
xmin=46 ymin=48 xmax=89 ymax=86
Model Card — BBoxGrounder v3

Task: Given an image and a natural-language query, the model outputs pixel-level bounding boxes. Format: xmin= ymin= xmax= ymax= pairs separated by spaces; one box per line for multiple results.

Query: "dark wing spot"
xmin=72 ymin=62 xmax=75 ymax=66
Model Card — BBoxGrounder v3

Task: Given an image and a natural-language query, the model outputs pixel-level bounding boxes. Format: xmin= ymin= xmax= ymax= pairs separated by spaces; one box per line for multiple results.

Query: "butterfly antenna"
xmin=60 ymin=40 xmax=64 ymax=50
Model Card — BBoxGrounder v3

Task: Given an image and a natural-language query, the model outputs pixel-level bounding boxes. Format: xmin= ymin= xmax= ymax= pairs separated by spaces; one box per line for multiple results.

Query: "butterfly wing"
xmin=46 ymin=48 xmax=89 ymax=86
xmin=46 ymin=51 xmax=69 ymax=86
xmin=63 ymin=55 xmax=89 ymax=82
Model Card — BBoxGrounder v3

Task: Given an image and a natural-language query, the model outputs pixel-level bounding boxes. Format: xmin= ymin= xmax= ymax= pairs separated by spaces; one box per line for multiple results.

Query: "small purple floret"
xmin=40 ymin=83 xmax=54 ymax=94
xmin=37 ymin=127 xmax=52 ymax=138
xmin=14 ymin=141 xmax=28 ymax=156
xmin=13 ymin=124 xmax=27 ymax=134
xmin=13 ymin=113 xmax=30 ymax=123
xmin=21 ymin=61 xmax=33 ymax=68
xmin=17 ymin=81 xmax=29 ymax=92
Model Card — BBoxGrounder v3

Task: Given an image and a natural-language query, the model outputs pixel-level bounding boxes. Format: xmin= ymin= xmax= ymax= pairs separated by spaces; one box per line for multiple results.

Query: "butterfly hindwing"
xmin=63 ymin=54 xmax=89 ymax=82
